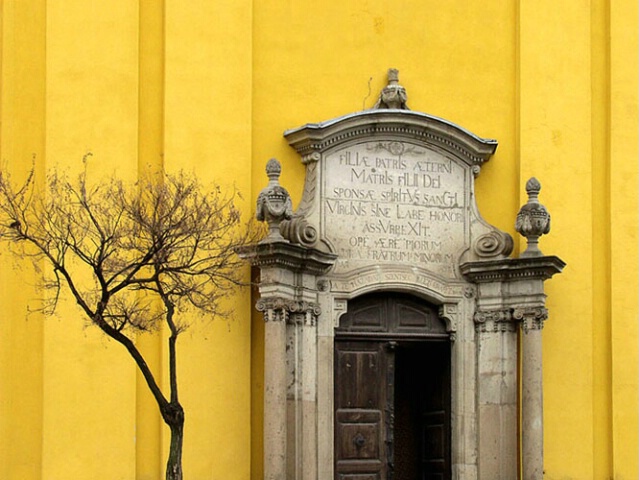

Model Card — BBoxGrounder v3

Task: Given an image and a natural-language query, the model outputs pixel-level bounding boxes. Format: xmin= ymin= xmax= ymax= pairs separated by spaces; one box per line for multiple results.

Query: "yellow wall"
xmin=1 ymin=1 xmax=253 ymax=479
xmin=0 ymin=1 xmax=636 ymax=479
xmin=0 ymin=2 xmax=45 ymax=478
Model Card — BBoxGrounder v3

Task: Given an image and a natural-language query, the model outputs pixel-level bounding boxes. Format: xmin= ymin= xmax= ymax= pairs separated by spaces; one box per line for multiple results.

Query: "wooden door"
xmin=334 ymin=294 xmax=451 ymax=480
xmin=334 ymin=340 xmax=391 ymax=480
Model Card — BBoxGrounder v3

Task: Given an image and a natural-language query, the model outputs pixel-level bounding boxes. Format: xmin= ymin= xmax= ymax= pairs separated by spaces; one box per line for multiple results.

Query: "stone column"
xmin=515 ymin=307 xmax=548 ymax=480
xmin=241 ymin=158 xmax=336 ymax=480
xmin=461 ymin=257 xmax=564 ymax=480
xmin=474 ymin=309 xmax=519 ymax=479
xmin=285 ymin=301 xmax=321 ymax=480
xmin=239 ymin=244 xmax=335 ymax=480
xmin=300 ymin=307 xmax=320 ymax=480
xmin=257 ymin=298 xmax=290 ymax=480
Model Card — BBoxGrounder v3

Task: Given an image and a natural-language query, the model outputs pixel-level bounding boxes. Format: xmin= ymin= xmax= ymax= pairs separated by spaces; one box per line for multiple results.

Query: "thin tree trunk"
xmin=164 ymin=402 xmax=185 ymax=480
xmin=163 ymin=299 xmax=184 ymax=480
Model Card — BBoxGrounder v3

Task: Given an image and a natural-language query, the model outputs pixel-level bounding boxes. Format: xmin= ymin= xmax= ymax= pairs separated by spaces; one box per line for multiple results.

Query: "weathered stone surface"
xmin=322 ymin=140 xmax=467 ymax=277
xmin=373 ymin=68 xmax=410 ymax=110
xmin=256 ymin=158 xmax=293 ymax=243
xmin=284 ymin=108 xmax=516 ymax=285
xmin=516 ymin=177 xmax=551 ymax=258
xmin=245 ymin=71 xmax=565 ymax=480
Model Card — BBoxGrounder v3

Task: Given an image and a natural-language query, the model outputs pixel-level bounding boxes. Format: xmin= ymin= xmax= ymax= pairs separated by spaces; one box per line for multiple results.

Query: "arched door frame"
xmin=318 ymin=281 xmax=472 ymax=480
xmin=333 ymin=291 xmax=452 ymax=479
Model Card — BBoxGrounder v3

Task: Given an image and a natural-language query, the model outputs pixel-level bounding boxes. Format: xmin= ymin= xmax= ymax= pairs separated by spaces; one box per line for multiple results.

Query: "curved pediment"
xmin=281 ymin=72 xmax=512 ymax=284
xmin=285 ymin=109 xmax=498 ymax=170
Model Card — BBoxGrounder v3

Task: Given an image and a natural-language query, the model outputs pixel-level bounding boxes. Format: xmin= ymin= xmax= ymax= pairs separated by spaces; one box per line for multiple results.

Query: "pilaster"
xmin=256 ymin=298 xmax=289 ymax=480
xmin=472 ymin=305 xmax=519 ymax=479
xmin=514 ymin=306 xmax=548 ymax=480
xmin=240 ymin=241 xmax=336 ymax=480
xmin=462 ymin=257 xmax=564 ymax=480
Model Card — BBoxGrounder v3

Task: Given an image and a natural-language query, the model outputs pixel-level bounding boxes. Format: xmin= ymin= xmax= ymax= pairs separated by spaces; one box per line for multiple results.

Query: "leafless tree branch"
xmin=0 ymin=167 xmax=259 ymax=480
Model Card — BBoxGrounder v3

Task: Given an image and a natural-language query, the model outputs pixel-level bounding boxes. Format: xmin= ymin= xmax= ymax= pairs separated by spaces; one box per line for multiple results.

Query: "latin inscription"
xmin=323 ymin=142 xmax=467 ymax=277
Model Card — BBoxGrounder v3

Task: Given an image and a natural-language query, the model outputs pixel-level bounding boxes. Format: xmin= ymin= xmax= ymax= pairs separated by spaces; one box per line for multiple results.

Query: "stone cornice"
xmin=237 ymin=240 xmax=337 ymax=275
xmin=284 ymin=109 xmax=497 ymax=168
xmin=460 ymin=255 xmax=566 ymax=284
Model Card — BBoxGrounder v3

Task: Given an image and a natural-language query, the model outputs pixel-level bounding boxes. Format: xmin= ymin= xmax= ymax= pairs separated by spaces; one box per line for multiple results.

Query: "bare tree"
xmin=0 ymin=166 xmax=256 ymax=480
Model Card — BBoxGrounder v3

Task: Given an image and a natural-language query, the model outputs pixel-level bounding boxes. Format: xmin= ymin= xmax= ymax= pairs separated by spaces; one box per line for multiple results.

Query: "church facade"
xmin=0 ymin=2 xmax=636 ymax=479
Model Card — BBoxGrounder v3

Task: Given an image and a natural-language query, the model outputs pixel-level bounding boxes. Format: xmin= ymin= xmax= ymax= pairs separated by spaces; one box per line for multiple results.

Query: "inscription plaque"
xmin=322 ymin=141 xmax=467 ymax=278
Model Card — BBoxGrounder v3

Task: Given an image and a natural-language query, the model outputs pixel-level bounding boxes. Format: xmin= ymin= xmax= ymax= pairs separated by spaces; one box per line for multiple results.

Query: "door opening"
xmin=394 ymin=342 xmax=450 ymax=480
xmin=334 ymin=293 xmax=451 ymax=480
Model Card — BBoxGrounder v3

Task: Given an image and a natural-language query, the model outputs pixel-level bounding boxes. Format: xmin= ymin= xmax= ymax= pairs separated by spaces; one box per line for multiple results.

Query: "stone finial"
xmin=515 ymin=177 xmax=551 ymax=257
xmin=256 ymin=158 xmax=293 ymax=242
xmin=373 ymin=68 xmax=409 ymax=110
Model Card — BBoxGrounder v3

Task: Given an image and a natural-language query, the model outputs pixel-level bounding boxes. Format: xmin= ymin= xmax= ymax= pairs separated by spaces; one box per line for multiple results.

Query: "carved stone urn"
xmin=256 ymin=158 xmax=293 ymax=242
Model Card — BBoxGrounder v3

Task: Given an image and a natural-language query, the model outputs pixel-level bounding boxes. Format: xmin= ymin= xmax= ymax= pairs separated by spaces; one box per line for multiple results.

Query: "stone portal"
xmin=240 ymin=70 xmax=564 ymax=480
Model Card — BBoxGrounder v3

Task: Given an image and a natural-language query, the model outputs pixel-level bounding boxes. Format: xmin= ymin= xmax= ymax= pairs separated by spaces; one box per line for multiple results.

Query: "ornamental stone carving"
xmin=373 ymin=68 xmax=409 ymax=110
xmin=256 ymin=158 xmax=293 ymax=242
xmin=438 ymin=303 xmax=459 ymax=341
xmin=474 ymin=308 xmax=517 ymax=333
xmin=279 ymin=216 xmax=318 ymax=247
xmin=473 ymin=231 xmax=514 ymax=258
xmin=256 ymin=158 xmax=320 ymax=247
xmin=513 ymin=306 xmax=549 ymax=332
xmin=516 ymin=177 xmax=551 ymax=257
xmin=256 ymin=297 xmax=321 ymax=325
xmin=255 ymin=297 xmax=290 ymax=323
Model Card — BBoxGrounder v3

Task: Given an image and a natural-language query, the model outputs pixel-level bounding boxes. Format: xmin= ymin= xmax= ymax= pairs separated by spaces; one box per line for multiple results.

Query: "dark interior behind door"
xmin=334 ymin=293 xmax=451 ymax=480
xmin=394 ymin=342 xmax=450 ymax=480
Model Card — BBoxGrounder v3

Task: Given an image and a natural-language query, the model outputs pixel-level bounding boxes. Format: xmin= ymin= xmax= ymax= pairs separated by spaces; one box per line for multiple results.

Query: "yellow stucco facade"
xmin=0 ymin=1 xmax=637 ymax=479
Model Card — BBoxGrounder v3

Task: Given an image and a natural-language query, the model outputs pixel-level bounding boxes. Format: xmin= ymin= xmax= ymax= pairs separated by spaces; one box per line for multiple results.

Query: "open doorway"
xmin=334 ymin=293 xmax=451 ymax=480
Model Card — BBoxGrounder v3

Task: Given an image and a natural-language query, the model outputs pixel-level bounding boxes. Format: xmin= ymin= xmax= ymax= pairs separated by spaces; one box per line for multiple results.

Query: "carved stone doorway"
xmin=334 ymin=293 xmax=451 ymax=480
xmin=241 ymin=69 xmax=565 ymax=480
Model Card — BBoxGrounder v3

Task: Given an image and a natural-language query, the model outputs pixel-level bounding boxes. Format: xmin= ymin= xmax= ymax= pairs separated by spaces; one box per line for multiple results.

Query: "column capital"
xmin=256 ymin=297 xmax=321 ymax=324
xmin=513 ymin=306 xmax=548 ymax=332
xmin=474 ymin=308 xmax=517 ymax=333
